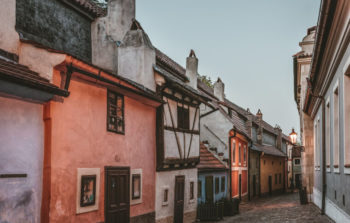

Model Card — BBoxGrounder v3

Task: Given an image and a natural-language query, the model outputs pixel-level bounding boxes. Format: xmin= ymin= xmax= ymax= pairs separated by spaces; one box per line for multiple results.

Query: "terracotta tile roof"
xmin=62 ymin=0 xmax=107 ymax=18
xmin=257 ymin=144 xmax=287 ymax=157
xmin=197 ymin=143 xmax=228 ymax=171
xmin=0 ymin=58 xmax=68 ymax=97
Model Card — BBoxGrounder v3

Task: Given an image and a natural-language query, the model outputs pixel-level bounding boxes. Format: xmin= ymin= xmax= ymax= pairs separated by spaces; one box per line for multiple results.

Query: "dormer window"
xmin=177 ymin=106 xmax=189 ymax=130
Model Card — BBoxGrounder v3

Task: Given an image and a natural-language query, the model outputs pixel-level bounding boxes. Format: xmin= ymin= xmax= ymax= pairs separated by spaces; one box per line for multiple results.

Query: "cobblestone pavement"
xmin=212 ymin=193 xmax=334 ymax=223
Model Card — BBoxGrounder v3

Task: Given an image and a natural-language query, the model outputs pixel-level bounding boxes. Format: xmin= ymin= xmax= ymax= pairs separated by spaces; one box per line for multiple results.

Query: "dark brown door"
xmin=253 ymin=175 xmax=256 ymax=197
xmin=105 ymin=167 xmax=130 ymax=223
xmin=205 ymin=176 xmax=214 ymax=203
xmin=174 ymin=176 xmax=185 ymax=223
xmin=268 ymin=176 xmax=272 ymax=195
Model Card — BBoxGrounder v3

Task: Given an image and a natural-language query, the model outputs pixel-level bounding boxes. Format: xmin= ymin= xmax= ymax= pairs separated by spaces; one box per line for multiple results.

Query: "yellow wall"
xmin=260 ymin=155 xmax=285 ymax=194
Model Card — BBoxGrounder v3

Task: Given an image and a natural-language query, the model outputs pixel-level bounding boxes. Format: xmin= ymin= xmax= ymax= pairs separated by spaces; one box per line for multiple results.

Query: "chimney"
xmin=245 ymin=109 xmax=253 ymax=138
xmin=185 ymin=50 xmax=198 ymax=90
xmin=275 ymin=125 xmax=282 ymax=150
xmin=118 ymin=20 xmax=156 ymax=91
xmin=91 ymin=0 xmax=135 ymax=71
xmin=213 ymin=78 xmax=225 ymax=101
xmin=256 ymin=109 xmax=263 ymax=144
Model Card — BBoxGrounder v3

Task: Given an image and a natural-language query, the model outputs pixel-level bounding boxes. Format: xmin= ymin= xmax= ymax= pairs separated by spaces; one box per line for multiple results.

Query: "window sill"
xmin=189 ymin=199 xmax=195 ymax=204
xmin=344 ymin=167 xmax=350 ymax=175
xmin=333 ymin=167 xmax=340 ymax=173
xmin=326 ymin=167 xmax=330 ymax=173
xmin=162 ymin=202 xmax=169 ymax=206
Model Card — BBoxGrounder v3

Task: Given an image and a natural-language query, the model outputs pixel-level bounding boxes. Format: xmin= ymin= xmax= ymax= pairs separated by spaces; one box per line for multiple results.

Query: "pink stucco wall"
xmin=47 ymin=69 xmax=156 ymax=222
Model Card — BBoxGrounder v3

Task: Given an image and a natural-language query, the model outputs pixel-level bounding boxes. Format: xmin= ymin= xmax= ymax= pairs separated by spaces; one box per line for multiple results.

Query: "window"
xmin=198 ymin=181 xmax=202 ymax=198
xmin=215 ymin=177 xmax=219 ymax=194
xmin=333 ymin=86 xmax=340 ymax=168
xmin=243 ymin=145 xmax=247 ymax=162
xmin=279 ymin=173 xmax=281 ymax=184
xmin=239 ymin=144 xmax=241 ymax=164
xmin=132 ymin=174 xmax=141 ymax=200
xmin=326 ymin=100 xmax=331 ymax=167
xmin=294 ymin=159 xmax=300 ymax=165
xmin=232 ymin=140 xmax=236 ymax=164
xmin=221 ymin=176 xmax=225 ymax=192
xmin=190 ymin=182 xmax=194 ymax=200
xmin=177 ymin=106 xmax=189 ymax=129
xmin=275 ymin=174 xmax=277 ymax=184
xmin=314 ymin=119 xmax=320 ymax=168
xmin=163 ymin=189 xmax=168 ymax=203
xmin=344 ymin=73 xmax=350 ymax=168
xmin=107 ymin=91 xmax=124 ymax=133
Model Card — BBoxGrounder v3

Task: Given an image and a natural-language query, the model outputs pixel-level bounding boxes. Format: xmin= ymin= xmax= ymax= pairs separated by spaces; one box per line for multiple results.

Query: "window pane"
xmin=107 ymin=91 xmax=124 ymax=133
xmin=221 ymin=176 xmax=225 ymax=192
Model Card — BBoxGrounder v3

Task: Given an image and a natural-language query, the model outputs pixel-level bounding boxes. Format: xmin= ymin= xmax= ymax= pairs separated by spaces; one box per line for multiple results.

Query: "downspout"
xmin=321 ymin=98 xmax=326 ymax=214
xmin=248 ymin=142 xmax=251 ymax=201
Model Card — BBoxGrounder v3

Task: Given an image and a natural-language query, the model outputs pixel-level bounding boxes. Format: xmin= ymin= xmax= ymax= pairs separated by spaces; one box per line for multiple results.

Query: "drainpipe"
xmin=248 ymin=144 xmax=251 ymax=201
xmin=321 ymin=98 xmax=326 ymax=215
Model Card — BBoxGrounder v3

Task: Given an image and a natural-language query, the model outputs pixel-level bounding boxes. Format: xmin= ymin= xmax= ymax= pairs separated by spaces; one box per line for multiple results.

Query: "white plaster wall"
xmin=164 ymin=98 xmax=178 ymax=127
xmin=155 ymin=169 xmax=197 ymax=221
xmin=0 ymin=96 xmax=44 ymax=223
xmin=200 ymin=109 xmax=231 ymax=159
xmin=19 ymin=43 xmax=66 ymax=82
xmin=0 ymin=0 xmax=19 ymax=54
xmin=164 ymin=131 xmax=199 ymax=159
xmin=189 ymin=106 xmax=199 ymax=131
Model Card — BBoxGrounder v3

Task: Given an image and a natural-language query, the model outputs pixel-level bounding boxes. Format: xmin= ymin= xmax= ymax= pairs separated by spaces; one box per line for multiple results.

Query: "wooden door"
xmin=239 ymin=174 xmax=242 ymax=200
xmin=253 ymin=175 xmax=256 ymax=196
xmin=174 ymin=176 xmax=185 ymax=223
xmin=105 ymin=167 xmax=130 ymax=223
xmin=205 ymin=176 xmax=214 ymax=203
xmin=295 ymin=174 xmax=301 ymax=188
xmin=268 ymin=176 xmax=272 ymax=195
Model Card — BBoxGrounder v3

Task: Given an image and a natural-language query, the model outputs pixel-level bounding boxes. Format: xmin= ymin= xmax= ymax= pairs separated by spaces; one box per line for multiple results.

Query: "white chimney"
xmin=185 ymin=50 xmax=198 ymax=90
xmin=213 ymin=78 xmax=225 ymax=101
xmin=118 ymin=20 xmax=156 ymax=91
xmin=91 ymin=0 xmax=135 ymax=71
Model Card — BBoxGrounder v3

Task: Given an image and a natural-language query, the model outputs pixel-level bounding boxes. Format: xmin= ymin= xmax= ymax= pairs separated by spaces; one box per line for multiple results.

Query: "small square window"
xmin=164 ymin=189 xmax=168 ymax=203
xmin=295 ymin=159 xmax=300 ymax=165
xmin=107 ymin=91 xmax=124 ymax=134
xmin=190 ymin=182 xmax=195 ymax=200
xmin=132 ymin=174 xmax=141 ymax=200
xmin=221 ymin=176 xmax=225 ymax=192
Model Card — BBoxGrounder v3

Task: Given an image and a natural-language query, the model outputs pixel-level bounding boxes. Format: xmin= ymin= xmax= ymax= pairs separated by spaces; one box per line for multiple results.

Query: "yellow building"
xmin=260 ymin=149 xmax=286 ymax=195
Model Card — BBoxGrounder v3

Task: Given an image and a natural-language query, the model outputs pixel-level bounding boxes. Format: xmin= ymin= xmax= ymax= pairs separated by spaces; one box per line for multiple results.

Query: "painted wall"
xmin=198 ymin=171 xmax=228 ymax=204
xmin=0 ymin=0 xmax=19 ymax=54
xmin=0 ymin=96 xmax=44 ymax=223
xmin=200 ymin=106 xmax=230 ymax=160
xmin=231 ymin=135 xmax=248 ymax=198
xmin=249 ymin=150 xmax=260 ymax=198
xmin=155 ymin=169 xmax=197 ymax=223
xmin=47 ymin=70 xmax=156 ymax=222
xmin=260 ymin=155 xmax=285 ymax=195
xmin=312 ymin=36 xmax=350 ymax=217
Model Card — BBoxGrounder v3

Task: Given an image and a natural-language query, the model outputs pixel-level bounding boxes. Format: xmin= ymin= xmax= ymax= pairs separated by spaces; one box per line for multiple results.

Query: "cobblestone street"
xmin=214 ymin=193 xmax=333 ymax=223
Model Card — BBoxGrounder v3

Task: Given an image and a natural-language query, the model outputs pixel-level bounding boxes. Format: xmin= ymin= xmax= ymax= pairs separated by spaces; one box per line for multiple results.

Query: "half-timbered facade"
xmin=153 ymin=49 xmax=208 ymax=223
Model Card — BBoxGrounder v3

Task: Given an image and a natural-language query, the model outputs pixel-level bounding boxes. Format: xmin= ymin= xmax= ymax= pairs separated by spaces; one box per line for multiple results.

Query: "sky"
xmin=135 ymin=0 xmax=320 ymax=135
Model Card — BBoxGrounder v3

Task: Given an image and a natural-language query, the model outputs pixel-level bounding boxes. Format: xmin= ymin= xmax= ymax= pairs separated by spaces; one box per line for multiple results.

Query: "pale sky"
xmin=135 ymin=0 xmax=320 ymax=135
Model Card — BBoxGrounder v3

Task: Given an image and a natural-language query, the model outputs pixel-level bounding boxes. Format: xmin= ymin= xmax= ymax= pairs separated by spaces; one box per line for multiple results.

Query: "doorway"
xmin=174 ymin=176 xmax=185 ymax=223
xmin=268 ymin=175 xmax=272 ymax=195
xmin=105 ymin=167 xmax=130 ymax=223
xmin=295 ymin=174 xmax=301 ymax=189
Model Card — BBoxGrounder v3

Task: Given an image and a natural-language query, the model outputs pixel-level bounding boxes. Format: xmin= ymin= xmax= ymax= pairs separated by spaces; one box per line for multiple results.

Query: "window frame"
xmin=221 ymin=176 xmax=225 ymax=192
xmin=107 ymin=90 xmax=125 ymax=134
xmin=215 ymin=177 xmax=220 ymax=194
xmin=177 ymin=105 xmax=190 ymax=130
xmin=232 ymin=140 xmax=236 ymax=165
xmin=131 ymin=174 xmax=141 ymax=200
xmin=333 ymin=82 xmax=340 ymax=171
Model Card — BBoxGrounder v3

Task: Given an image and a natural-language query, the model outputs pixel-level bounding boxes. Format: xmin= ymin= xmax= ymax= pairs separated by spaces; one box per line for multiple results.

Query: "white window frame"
xmin=343 ymin=72 xmax=350 ymax=174
xmin=325 ymin=97 xmax=331 ymax=173
xmin=130 ymin=169 xmax=143 ymax=205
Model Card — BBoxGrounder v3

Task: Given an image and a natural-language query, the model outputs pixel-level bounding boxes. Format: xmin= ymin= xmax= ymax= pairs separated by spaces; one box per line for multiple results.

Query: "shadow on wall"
xmin=0 ymin=190 xmax=35 ymax=223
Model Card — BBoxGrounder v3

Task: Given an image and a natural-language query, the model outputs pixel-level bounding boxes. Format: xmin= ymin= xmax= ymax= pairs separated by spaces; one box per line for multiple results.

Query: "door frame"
xmin=104 ymin=166 xmax=130 ymax=223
